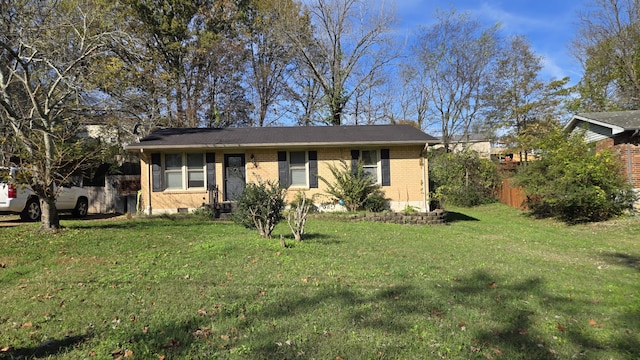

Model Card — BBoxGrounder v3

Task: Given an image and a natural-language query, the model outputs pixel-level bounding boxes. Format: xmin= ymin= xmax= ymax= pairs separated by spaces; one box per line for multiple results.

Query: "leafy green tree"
xmin=428 ymin=150 xmax=499 ymax=207
xmin=484 ymin=35 xmax=570 ymax=162
xmin=571 ymin=0 xmax=640 ymax=111
xmin=318 ymin=160 xmax=383 ymax=211
xmin=233 ymin=180 xmax=286 ymax=238
xmin=515 ymin=126 xmax=636 ymax=223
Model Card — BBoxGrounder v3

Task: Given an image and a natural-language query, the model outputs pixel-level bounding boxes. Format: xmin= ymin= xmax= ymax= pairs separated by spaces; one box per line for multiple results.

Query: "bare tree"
xmin=0 ymin=0 xmax=124 ymax=230
xmin=415 ymin=9 xmax=500 ymax=151
xmin=281 ymin=0 xmax=396 ymax=125
xmin=245 ymin=0 xmax=309 ymax=127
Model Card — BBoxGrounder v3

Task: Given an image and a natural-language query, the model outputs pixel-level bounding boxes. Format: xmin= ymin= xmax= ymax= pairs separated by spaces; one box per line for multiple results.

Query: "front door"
xmin=224 ymin=154 xmax=246 ymax=201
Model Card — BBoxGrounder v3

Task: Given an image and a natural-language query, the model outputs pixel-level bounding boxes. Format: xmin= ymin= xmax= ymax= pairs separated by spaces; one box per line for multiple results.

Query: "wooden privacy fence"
xmin=498 ymin=178 xmax=528 ymax=210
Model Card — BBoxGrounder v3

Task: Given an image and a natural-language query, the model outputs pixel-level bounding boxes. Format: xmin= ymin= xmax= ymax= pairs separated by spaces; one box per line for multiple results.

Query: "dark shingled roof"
xmin=126 ymin=125 xmax=439 ymax=150
xmin=574 ymin=110 xmax=640 ymax=130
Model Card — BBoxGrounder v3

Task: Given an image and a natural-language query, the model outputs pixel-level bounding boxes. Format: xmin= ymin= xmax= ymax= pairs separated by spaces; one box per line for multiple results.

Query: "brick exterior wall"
xmin=596 ymin=133 xmax=640 ymax=189
xmin=138 ymin=145 xmax=428 ymax=214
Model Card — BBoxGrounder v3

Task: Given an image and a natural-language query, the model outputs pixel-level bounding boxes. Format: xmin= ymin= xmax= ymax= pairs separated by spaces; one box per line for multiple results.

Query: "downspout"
xmin=142 ymin=149 xmax=152 ymax=215
xmin=422 ymin=143 xmax=430 ymax=212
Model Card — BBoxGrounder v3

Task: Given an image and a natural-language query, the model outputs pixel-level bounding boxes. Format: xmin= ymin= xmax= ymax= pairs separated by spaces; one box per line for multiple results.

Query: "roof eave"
xmin=566 ymin=115 xmax=626 ymax=134
xmin=125 ymin=140 xmax=439 ymax=152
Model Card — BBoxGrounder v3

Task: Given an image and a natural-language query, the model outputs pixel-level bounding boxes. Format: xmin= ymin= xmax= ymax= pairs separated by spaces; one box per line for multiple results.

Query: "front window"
xmin=289 ymin=151 xmax=307 ymax=187
xmin=164 ymin=153 xmax=183 ymax=189
xmin=164 ymin=153 xmax=205 ymax=190
xmin=361 ymin=150 xmax=379 ymax=182
xmin=187 ymin=153 xmax=205 ymax=188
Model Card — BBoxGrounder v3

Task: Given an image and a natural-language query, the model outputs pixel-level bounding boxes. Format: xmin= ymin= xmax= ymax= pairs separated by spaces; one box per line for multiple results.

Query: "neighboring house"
xmin=433 ymin=134 xmax=495 ymax=159
xmin=565 ymin=111 xmax=640 ymax=206
xmin=125 ymin=125 xmax=439 ymax=214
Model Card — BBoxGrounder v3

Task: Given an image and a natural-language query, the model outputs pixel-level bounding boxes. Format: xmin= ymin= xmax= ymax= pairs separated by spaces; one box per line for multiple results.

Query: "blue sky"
xmin=392 ymin=0 xmax=589 ymax=83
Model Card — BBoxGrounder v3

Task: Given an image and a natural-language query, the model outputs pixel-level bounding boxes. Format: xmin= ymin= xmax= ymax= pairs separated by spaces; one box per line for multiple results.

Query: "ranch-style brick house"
xmin=125 ymin=125 xmax=439 ymax=215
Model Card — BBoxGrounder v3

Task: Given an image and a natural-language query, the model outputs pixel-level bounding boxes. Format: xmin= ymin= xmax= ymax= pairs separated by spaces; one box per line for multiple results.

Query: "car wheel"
xmin=20 ymin=197 xmax=41 ymax=222
xmin=73 ymin=197 xmax=89 ymax=218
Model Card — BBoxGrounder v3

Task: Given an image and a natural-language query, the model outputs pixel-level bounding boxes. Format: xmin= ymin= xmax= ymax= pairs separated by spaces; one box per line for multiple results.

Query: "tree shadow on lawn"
xmin=119 ymin=270 xmax=639 ymax=359
xmin=0 ymin=335 xmax=89 ymax=359
xmin=602 ymin=252 xmax=640 ymax=272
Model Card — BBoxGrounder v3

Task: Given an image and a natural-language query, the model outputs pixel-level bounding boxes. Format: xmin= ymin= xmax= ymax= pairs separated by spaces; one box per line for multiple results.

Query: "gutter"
xmin=125 ymin=140 xmax=440 ymax=152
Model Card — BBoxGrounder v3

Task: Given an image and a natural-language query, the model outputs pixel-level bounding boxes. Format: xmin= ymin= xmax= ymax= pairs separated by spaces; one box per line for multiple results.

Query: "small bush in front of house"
xmin=318 ymin=160 xmax=384 ymax=211
xmin=363 ymin=189 xmax=390 ymax=212
xmin=233 ymin=180 xmax=286 ymax=238
xmin=429 ymin=149 xmax=499 ymax=207
xmin=287 ymin=192 xmax=313 ymax=241
xmin=515 ymin=127 xmax=636 ymax=223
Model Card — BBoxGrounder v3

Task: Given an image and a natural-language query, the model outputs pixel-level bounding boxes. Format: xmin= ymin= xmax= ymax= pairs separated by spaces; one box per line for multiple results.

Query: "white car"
xmin=0 ymin=167 xmax=89 ymax=221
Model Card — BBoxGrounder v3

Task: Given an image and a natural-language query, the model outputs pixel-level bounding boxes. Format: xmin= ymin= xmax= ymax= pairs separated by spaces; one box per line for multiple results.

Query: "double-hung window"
xmin=278 ymin=150 xmax=318 ymax=189
xmin=351 ymin=149 xmax=390 ymax=186
xmin=361 ymin=150 xmax=379 ymax=182
xmin=289 ymin=151 xmax=307 ymax=187
xmin=164 ymin=153 xmax=184 ymax=189
xmin=187 ymin=153 xmax=205 ymax=188
xmin=163 ymin=153 xmax=205 ymax=190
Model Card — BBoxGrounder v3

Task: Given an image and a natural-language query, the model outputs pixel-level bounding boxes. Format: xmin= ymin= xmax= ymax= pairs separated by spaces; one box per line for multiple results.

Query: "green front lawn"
xmin=0 ymin=205 xmax=638 ymax=359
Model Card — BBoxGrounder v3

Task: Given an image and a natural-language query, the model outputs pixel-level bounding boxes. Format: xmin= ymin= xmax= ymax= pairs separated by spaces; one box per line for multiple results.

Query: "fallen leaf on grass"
xmin=162 ymin=339 xmax=180 ymax=349
xmin=589 ymin=319 xmax=601 ymax=328
xmin=20 ymin=322 xmax=33 ymax=328
xmin=557 ymin=323 xmax=566 ymax=332
xmin=488 ymin=282 xmax=497 ymax=289
xmin=124 ymin=349 xmax=134 ymax=357
xmin=193 ymin=327 xmax=213 ymax=339
xmin=1 ymin=346 xmax=14 ymax=352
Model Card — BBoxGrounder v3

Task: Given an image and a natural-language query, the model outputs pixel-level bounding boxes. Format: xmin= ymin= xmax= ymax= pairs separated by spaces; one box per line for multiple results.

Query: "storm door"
xmin=224 ymin=154 xmax=246 ymax=201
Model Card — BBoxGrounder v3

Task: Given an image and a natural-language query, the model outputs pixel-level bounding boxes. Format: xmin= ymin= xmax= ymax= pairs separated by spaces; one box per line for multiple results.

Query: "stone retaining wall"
xmin=312 ymin=209 xmax=446 ymax=225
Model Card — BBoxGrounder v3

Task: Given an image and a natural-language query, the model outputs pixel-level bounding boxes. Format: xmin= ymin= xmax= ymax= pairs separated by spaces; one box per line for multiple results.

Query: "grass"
xmin=0 ymin=204 xmax=638 ymax=359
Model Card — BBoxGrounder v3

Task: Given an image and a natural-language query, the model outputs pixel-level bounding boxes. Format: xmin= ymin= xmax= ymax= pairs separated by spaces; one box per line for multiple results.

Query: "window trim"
xmin=162 ymin=152 xmax=207 ymax=191
xmin=360 ymin=149 xmax=381 ymax=184
xmin=288 ymin=151 xmax=308 ymax=188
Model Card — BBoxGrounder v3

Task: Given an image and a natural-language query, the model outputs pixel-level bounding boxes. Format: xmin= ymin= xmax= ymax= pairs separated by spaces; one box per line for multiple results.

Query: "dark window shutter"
xmin=381 ymin=149 xmax=390 ymax=186
xmin=278 ymin=151 xmax=289 ymax=187
xmin=308 ymin=151 xmax=318 ymax=188
xmin=350 ymin=150 xmax=360 ymax=173
xmin=206 ymin=152 xmax=216 ymax=190
xmin=151 ymin=153 xmax=162 ymax=192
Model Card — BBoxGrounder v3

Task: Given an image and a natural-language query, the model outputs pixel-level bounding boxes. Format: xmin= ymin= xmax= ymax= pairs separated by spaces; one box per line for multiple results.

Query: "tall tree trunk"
xmin=41 ymin=131 xmax=61 ymax=230
xmin=40 ymin=197 xmax=60 ymax=231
